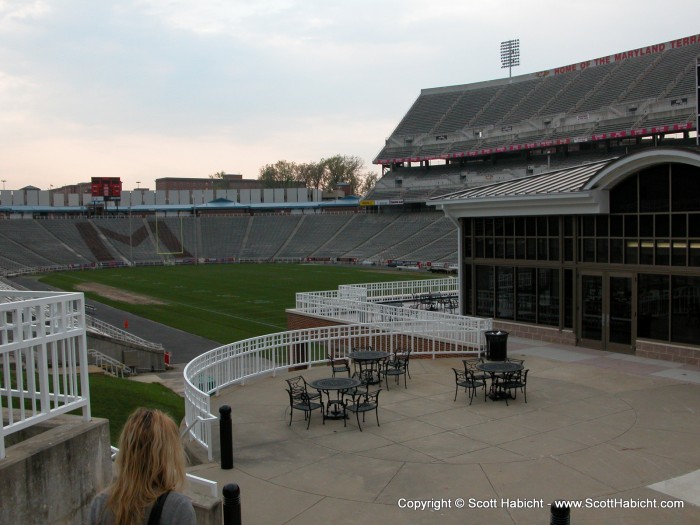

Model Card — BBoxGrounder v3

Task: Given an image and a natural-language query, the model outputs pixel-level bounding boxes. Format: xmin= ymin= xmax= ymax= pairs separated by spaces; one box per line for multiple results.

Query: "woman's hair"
xmin=105 ymin=408 xmax=187 ymax=525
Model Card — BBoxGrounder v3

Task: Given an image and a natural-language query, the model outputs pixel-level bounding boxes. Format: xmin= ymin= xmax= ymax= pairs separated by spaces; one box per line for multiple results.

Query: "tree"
xmin=359 ymin=171 xmax=379 ymax=197
xmin=297 ymin=162 xmax=325 ymax=190
xmin=258 ymin=161 xmax=300 ymax=188
xmin=209 ymin=171 xmax=227 ymax=191
xmin=256 ymin=155 xmax=379 ymax=196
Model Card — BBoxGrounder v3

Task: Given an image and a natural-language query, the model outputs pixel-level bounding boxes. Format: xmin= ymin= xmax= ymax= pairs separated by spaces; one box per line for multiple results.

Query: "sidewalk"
xmin=182 ymin=338 xmax=700 ymax=524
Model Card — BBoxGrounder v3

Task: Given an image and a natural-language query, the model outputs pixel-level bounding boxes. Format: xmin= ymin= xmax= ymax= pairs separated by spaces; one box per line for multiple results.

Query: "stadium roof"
xmin=429 ymin=148 xmax=700 ymax=218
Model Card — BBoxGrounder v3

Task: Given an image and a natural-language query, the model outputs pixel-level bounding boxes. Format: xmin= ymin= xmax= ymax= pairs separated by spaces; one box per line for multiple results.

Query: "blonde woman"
xmin=90 ymin=408 xmax=196 ymax=525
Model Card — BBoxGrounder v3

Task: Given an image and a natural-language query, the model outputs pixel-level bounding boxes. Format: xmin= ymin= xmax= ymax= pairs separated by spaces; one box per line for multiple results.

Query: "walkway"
xmin=183 ymin=337 xmax=700 ymax=524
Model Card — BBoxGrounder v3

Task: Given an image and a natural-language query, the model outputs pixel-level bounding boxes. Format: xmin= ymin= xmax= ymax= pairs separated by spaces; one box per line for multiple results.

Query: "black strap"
xmin=147 ymin=491 xmax=170 ymax=525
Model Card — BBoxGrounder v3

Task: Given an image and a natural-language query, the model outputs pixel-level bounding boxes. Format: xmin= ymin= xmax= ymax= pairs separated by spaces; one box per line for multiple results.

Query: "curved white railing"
xmin=183 ymin=318 xmax=489 ymax=455
xmin=183 ymin=277 xmax=490 ymax=457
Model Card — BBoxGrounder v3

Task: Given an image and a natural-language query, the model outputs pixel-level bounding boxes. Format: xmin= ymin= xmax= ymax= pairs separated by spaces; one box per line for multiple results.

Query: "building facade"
xmin=431 ymin=148 xmax=700 ymax=365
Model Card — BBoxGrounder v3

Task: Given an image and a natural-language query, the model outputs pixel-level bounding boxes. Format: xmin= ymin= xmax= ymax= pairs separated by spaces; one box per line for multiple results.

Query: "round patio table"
xmin=476 ymin=361 xmax=524 ymax=401
xmin=348 ymin=351 xmax=391 ymax=385
xmin=309 ymin=377 xmax=362 ymax=420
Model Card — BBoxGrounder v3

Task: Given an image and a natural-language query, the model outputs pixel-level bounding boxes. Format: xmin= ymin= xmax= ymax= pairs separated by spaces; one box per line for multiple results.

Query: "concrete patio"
xmin=184 ymin=337 xmax=700 ymax=524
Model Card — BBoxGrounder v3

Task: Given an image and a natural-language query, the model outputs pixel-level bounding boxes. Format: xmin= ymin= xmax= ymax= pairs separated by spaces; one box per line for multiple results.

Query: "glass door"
xmin=579 ymin=272 xmax=635 ymax=353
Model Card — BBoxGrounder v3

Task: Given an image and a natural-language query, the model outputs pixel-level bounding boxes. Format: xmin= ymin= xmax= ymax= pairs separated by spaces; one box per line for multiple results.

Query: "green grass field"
xmin=40 ymin=263 xmax=433 ymax=343
xmin=85 ymin=374 xmax=185 ymax=445
xmin=39 ymin=263 xmax=434 ymax=444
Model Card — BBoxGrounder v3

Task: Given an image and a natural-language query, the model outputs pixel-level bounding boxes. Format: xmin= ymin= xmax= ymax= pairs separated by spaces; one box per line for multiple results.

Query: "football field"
xmin=40 ymin=264 xmax=433 ymax=343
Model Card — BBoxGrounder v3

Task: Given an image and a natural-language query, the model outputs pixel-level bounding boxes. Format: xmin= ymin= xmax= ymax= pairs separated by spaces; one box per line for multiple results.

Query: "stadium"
xmin=2 ymin=34 xmax=700 ymax=523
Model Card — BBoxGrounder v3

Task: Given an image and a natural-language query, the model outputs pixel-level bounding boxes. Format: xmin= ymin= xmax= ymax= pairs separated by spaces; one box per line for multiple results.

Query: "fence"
xmin=0 ymin=290 xmax=91 ymax=459
xmin=86 ymin=316 xmax=164 ymax=351
xmin=182 ymin=277 xmax=490 ymax=458
xmin=338 ymin=277 xmax=458 ymax=303
xmin=183 ymin=318 xmax=489 ymax=456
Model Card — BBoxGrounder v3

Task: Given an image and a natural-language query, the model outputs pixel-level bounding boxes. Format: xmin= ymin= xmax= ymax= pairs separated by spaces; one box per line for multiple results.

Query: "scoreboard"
xmin=91 ymin=177 xmax=122 ymax=200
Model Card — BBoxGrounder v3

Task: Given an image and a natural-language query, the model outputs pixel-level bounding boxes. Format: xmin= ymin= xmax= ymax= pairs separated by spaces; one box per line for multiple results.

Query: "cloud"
xmin=0 ymin=0 xmax=699 ymax=191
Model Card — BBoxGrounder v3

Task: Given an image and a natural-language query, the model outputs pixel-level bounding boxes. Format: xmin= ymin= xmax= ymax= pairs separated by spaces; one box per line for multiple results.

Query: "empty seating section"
xmin=150 ymin=218 xmax=194 ymax=258
xmin=198 ymin=216 xmax=249 ymax=259
xmin=640 ymin=112 xmax=695 ymax=128
xmin=591 ymin=118 xmax=641 ymax=135
xmin=666 ymin=65 xmax=697 ymax=99
xmin=0 ymin=220 xmax=78 ymax=267
xmin=417 ymin=144 xmax=448 ymax=156
xmin=394 ymin=91 xmax=462 ymax=136
xmin=75 ymin=221 xmax=119 ymax=262
xmin=0 ymin=214 xmax=463 ymax=273
xmin=434 ymin=85 xmax=501 ymax=133
xmin=376 ymin=43 xmax=698 ymax=164
xmin=312 ymin=214 xmax=392 ymax=259
xmin=92 ymin=217 xmax=160 ymax=263
xmin=624 ymin=43 xmax=700 ymax=102
xmin=401 ymin=229 xmax=458 ymax=262
xmin=376 ymin=145 xmax=417 ymax=161
xmin=506 ymin=74 xmax=571 ymax=123
xmin=39 ymin=220 xmax=102 ymax=262
xmin=541 ymin=66 xmax=610 ymax=116
xmin=576 ymin=55 xmax=657 ymax=113
xmin=343 ymin=214 xmax=430 ymax=261
xmin=470 ymin=81 xmax=534 ymax=128
xmin=238 ymin=215 xmax=302 ymax=259
xmin=276 ymin=214 xmax=349 ymax=258
xmin=444 ymin=139 xmax=480 ymax=154
xmin=377 ymin=216 xmax=456 ymax=262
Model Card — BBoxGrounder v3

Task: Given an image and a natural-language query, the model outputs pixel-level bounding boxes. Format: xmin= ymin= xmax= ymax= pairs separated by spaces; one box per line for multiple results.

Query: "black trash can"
xmin=485 ymin=330 xmax=508 ymax=361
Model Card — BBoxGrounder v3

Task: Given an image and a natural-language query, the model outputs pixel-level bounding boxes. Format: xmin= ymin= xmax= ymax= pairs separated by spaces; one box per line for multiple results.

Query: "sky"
xmin=0 ymin=1 xmax=699 ymax=191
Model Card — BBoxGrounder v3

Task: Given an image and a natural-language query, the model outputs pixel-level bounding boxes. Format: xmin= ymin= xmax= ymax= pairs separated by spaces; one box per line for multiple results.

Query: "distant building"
xmin=156 ymin=174 xmax=304 ymax=192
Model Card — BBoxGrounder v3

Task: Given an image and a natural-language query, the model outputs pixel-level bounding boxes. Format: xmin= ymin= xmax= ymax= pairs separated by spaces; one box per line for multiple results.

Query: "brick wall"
xmin=636 ymin=339 xmax=700 ymax=367
xmin=491 ymin=321 xmax=577 ymax=346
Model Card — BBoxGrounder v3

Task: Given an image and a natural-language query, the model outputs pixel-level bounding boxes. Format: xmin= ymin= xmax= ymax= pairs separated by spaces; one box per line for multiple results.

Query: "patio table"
xmin=308 ymin=377 xmax=362 ymax=420
xmin=477 ymin=361 xmax=524 ymax=401
xmin=348 ymin=350 xmax=391 ymax=385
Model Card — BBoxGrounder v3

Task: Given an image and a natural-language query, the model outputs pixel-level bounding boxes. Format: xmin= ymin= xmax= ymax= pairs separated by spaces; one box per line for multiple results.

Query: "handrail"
xmin=183 ymin=318 xmax=487 ymax=455
xmin=183 ymin=278 xmax=490 ymax=457
xmin=1 ymin=290 xmax=91 ymax=459
xmin=110 ymin=446 xmax=219 ymax=498
xmin=86 ymin=316 xmax=164 ymax=351
xmin=338 ymin=277 xmax=458 ymax=303
xmin=88 ymin=349 xmax=133 ymax=378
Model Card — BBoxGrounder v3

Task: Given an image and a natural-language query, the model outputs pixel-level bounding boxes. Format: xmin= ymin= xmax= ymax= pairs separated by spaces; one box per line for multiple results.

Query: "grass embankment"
xmin=87 ymin=373 xmax=184 ymax=445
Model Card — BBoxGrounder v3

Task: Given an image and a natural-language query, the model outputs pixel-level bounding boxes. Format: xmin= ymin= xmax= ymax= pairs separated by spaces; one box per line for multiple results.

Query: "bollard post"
xmin=222 ymin=483 xmax=242 ymax=525
xmin=219 ymin=405 xmax=233 ymax=470
xmin=550 ymin=500 xmax=570 ymax=525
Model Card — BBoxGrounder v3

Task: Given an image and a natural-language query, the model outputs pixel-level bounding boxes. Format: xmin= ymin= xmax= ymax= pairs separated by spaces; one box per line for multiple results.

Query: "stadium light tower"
xmin=500 ymin=39 xmax=520 ymax=78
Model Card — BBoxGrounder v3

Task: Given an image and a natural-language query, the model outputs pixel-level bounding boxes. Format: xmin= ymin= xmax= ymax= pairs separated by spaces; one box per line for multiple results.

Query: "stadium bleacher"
xmin=0 ymin=212 xmax=460 ymax=275
xmin=372 ymin=35 xmax=699 ymax=205
xmin=1 ymin=35 xmax=697 ymax=277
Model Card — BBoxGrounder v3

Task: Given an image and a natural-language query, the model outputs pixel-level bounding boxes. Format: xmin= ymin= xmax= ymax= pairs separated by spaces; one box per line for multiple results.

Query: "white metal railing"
xmin=88 ymin=349 xmax=133 ymax=378
xmin=294 ymin=293 xmax=489 ymax=349
xmin=0 ymin=290 xmax=91 ymax=459
xmin=177 ymin=276 xmax=491 ymax=458
xmin=110 ymin=445 xmax=218 ymax=497
xmin=86 ymin=316 xmax=164 ymax=351
xmin=338 ymin=277 xmax=458 ymax=303
xmin=183 ymin=318 xmax=487 ymax=455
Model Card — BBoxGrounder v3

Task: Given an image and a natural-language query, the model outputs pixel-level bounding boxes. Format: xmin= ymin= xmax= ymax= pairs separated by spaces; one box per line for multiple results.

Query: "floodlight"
xmin=500 ymin=39 xmax=520 ymax=78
